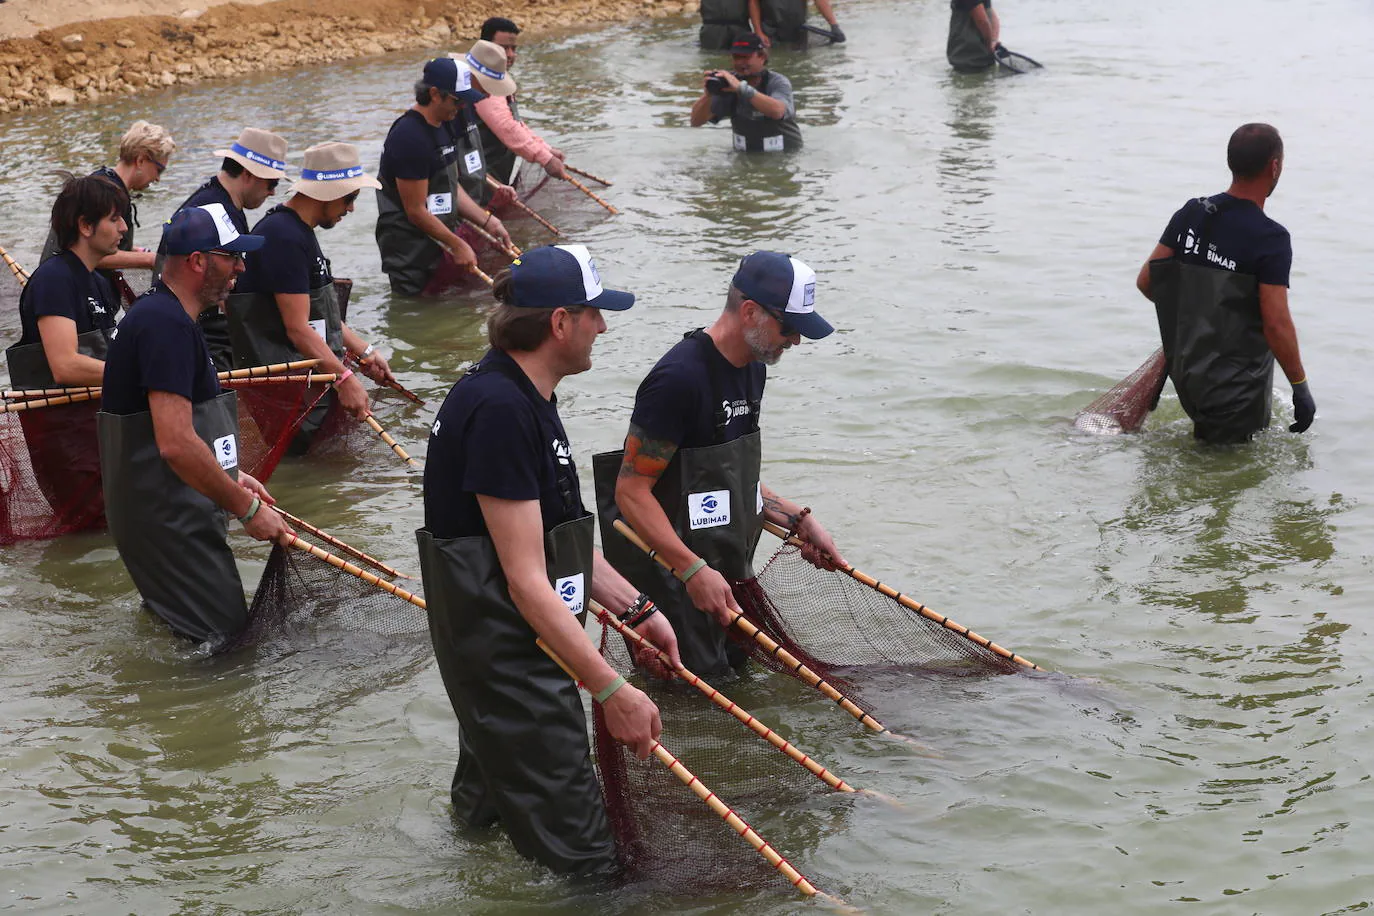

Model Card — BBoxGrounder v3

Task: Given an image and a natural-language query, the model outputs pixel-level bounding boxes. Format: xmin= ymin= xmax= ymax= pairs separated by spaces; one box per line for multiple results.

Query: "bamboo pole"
xmin=470 ymin=264 xmax=495 ymax=287
xmin=0 ymin=244 xmax=29 ymax=286
xmin=761 ymin=520 xmax=1043 ymax=671
xmin=343 ymin=355 xmax=426 ymax=407
xmin=488 ymin=175 xmax=561 ymax=236
xmin=561 ymin=175 xmax=619 ymax=215
xmin=286 ymin=535 xmax=427 ymax=609
xmin=277 ymin=509 xmax=412 ymax=580
xmin=534 ymin=638 xmax=841 ymax=906
xmin=364 ymin=414 xmax=421 ymax=469
xmin=591 ymin=599 xmax=884 ymax=800
xmin=564 ymin=164 xmax=613 ymax=187
xmin=4 ymin=386 xmax=101 ymax=399
xmin=462 ymin=218 xmax=522 ymax=258
xmin=219 ymin=359 xmax=321 ymax=381
xmin=0 ymin=391 xmax=100 ymax=412
xmin=611 ymin=518 xmax=892 ymax=737
xmin=221 ymin=373 xmax=337 ymax=387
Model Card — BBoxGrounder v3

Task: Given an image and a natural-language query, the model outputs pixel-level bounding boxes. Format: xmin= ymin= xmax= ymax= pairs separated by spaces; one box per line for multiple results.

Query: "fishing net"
xmin=592 ymin=620 xmax=833 ymax=894
xmin=216 ymin=533 xmax=426 ymax=655
xmin=1074 ymin=349 xmax=1168 ymax=435
xmin=0 ymin=377 xmax=325 ymax=545
xmin=994 ymin=46 xmax=1044 ymax=74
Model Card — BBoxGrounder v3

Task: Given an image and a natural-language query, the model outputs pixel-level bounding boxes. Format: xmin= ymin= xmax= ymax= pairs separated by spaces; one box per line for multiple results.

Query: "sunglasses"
xmin=265 ymin=178 xmax=280 ymax=192
xmin=207 ymin=248 xmax=246 ymax=263
xmin=760 ymin=304 xmax=797 ymax=336
xmin=146 ymin=156 xmax=168 ymax=175
xmin=341 ymin=190 xmax=361 ymax=205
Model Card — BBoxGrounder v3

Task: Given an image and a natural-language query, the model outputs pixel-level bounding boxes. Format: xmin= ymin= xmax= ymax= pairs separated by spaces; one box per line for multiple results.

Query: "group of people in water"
xmin=2 ymin=1 xmax=1315 ymax=887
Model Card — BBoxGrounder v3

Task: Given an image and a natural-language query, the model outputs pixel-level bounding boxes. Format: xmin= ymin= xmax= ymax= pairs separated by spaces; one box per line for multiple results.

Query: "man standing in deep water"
xmin=1136 ymin=123 xmax=1314 ymax=443
xmin=947 ymin=0 xmax=999 ymax=72
xmin=689 ymin=34 xmax=802 ymax=153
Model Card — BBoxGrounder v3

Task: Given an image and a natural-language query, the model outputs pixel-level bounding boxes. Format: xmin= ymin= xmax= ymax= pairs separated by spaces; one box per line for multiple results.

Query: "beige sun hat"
xmin=463 ymin=40 xmax=517 ymax=97
xmin=288 ymin=142 xmax=383 ymax=202
xmin=213 ymin=128 xmax=289 ymax=180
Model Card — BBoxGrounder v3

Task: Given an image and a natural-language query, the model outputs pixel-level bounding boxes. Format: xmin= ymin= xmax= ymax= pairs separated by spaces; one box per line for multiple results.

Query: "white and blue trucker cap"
xmin=731 ymin=250 xmax=832 ymax=339
xmin=509 ymin=245 xmax=635 ymax=311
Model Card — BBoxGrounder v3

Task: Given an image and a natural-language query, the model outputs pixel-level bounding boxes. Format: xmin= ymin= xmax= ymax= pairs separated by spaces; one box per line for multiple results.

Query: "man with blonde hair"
xmin=42 ymin=119 xmax=176 ymax=290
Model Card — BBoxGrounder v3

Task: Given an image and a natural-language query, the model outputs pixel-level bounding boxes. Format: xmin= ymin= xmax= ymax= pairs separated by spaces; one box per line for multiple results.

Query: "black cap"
xmin=731 ymin=33 xmax=765 ymax=52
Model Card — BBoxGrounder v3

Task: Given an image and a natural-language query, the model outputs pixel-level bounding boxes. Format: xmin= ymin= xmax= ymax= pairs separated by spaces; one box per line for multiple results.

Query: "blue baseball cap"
xmin=509 ymin=245 xmax=635 ymax=311
xmin=422 ymin=57 xmax=484 ymax=103
xmin=162 ymin=203 xmax=265 ymax=256
xmin=732 ymin=250 xmax=832 ymax=339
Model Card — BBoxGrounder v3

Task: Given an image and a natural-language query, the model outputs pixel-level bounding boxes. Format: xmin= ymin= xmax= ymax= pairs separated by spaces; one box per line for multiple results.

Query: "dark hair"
xmin=51 ymin=174 xmax=129 ymax=250
xmin=1227 ymin=123 xmax=1283 ymax=179
xmin=481 ymin=16 xmax=520 ymax=40
xmin=221 ymin=157 xmax=246 ymax=178
xmin=724 ymin=285 xmax=747 ymax=313
xmin=487 ymin=269 xmax=586 ymax=351
xmin=414 ymin=80 xmax=437 ymax=106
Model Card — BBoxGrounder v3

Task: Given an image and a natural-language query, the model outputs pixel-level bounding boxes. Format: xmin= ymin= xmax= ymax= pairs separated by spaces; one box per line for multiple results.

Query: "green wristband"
xmin=238 ymin=495 xmax=261 ymax=524
xmin=594 ymin=674 xmax=627 ymax=704
xmin=680 ymin=558 xmax=708 ymax=582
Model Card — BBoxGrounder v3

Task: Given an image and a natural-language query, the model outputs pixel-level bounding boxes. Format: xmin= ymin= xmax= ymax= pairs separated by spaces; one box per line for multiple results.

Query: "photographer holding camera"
xmin=689 ymin=34 xmax=802 ymax=152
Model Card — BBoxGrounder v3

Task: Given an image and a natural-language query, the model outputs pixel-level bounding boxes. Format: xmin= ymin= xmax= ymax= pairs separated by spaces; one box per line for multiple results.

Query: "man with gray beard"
xmin=593 ymin=251 xmax=846 ymax=677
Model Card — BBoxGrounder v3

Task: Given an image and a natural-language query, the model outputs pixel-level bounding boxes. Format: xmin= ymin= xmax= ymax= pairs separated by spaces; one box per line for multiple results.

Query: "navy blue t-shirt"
xmin=379 ymin=109 xmax=459 ymax=186
xmin=101 ymin=288 xmax=222 ymax=415
xmin=156 ymin=177 xmax=249 ymax=261
xmin=424 ymin=348 xmax=584 ymax=540
xmin=1159 ymin=193 xmax=1292 ymax=287
xmin=630 ymin=331 xmax=766 ymax=450
xmin=234 ymin=206 xmax=332 ymax=296
xmin=16 ymin=250 xmax=118 ymax=346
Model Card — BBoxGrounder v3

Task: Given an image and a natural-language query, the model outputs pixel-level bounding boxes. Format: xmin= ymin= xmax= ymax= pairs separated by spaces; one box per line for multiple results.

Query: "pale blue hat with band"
xmin=214 ymin=128 xmax=289 ymax=180
xmin=288 ymin=142 xmax=382 ymax=202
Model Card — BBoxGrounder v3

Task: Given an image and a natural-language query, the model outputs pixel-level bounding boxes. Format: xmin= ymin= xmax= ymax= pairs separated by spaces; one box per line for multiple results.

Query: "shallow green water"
xmin=3 ymin=0 xmax=1374 ymax=912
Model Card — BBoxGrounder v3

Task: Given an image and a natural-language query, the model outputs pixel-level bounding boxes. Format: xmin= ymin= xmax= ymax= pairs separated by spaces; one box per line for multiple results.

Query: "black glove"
xmin=1289 ymin=380 xmax=1316 ymax=433
xmin=828 ymin=23 xmax=846 ymax=42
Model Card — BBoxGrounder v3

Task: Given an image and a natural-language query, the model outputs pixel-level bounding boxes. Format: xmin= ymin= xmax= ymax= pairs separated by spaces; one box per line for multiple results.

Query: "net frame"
xmin=1074 ymin=349 xmax=1168 ymax=435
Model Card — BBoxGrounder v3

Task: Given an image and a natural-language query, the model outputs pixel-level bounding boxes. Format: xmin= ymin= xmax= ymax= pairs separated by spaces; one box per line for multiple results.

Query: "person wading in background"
xmin=474 ymin=18 xmax=569 ymax=184
xmin=689 ymin=34 xmax=802 ymax=153
xmin=947 ymin=0 xmax=1000 ymax=72
xmin=419 ymin=244 xmax=681 ymax=877
xmin=1136 ymin=122 xmax=1314 ymax=444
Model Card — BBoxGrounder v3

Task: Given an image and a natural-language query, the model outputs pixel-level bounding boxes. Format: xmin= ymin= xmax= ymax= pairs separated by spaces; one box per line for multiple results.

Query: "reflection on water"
xmin=939 ymin=69 xmax=999 ymax=260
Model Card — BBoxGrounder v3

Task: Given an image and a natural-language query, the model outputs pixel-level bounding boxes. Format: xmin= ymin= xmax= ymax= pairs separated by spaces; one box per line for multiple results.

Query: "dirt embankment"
xmin=0 ymin=0 xmax=693 ymax=114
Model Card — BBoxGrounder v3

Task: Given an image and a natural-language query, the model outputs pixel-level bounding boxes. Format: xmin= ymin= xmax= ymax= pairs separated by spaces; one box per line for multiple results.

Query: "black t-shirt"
xmin=1159 ymin=193 xmax=1292 ymax=287
xmin=379 ymin=109 xmax=459 ymax=186
xmin=234 ymin=206 xmax=332 ymax=296
xmin=16 ymin=250 xmax=118 ymax=346
xmin=424 ymin=348 xmax=585 ymax=540
xmin=101 ymin=288 xmax=222 ymax=415
xmin=156 ymin=177 xmax=248 ymax=261
xmin=952 ymin=0 xmax=991 ymax=11
xmin=630 ymin=331 xmax=766 ymax=450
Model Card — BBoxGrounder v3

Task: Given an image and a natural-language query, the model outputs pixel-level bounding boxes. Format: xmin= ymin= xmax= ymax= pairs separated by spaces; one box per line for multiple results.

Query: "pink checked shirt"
xmin=474 ymin=96 xmax=555 ymax=166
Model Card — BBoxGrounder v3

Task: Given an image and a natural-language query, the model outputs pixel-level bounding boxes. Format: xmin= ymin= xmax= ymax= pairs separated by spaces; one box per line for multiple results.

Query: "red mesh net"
xmin=1074 ymin=349 xmax=1168 ymax=435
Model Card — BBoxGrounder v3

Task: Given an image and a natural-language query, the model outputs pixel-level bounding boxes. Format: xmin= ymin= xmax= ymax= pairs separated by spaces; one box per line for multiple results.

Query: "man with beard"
xmin=159 ymin=128 xmax=289 ymax=369
xmin=99 ymin=204 xmax=291 ymax=646
xmin=1136 ymin=122 xmax=1314 ymax=443
xmin=595 ymin=251 xmax=845 ymax=676
xmin=228 ymin=142 xmax=395 ymax=433
xmin=689 ymin=34 xmax=802 ymax=152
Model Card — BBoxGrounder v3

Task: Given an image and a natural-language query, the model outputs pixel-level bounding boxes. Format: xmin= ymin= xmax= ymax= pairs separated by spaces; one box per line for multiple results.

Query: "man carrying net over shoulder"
xmin=1136 ymin=122 xmax=1314 ymax=444
xmin=595 ymin=252 xmax=845 ymax=677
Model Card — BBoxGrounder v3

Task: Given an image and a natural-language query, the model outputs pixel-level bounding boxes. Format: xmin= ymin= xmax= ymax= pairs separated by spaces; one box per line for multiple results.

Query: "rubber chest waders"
xmin=758 ymin=0 xmax=809 ymax=47
xmin=947 ymin=0 xmax=997 ymax=72
xmin=594 ymin=330 xmax=765 ymax=677
xmin=1151 ymin=196 xmax=1274 ymax=443
xmin=98 ymin=391 xmax=248 ymax=645
xmin=699 ymin=0 xmax=752 ymax=49
xmin=729 ymin=72 xmax=803 ymax=153
xmin=417 ymin=358 xmax=614 ymax=877
xmin=452 ymin=107 xmax=491 ymax=207
xmin=375 ymin=111 xmax=467 ymax=296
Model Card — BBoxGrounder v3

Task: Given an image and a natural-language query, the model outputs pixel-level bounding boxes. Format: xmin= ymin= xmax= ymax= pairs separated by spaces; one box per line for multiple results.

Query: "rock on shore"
xmin=0 ymin=0 xmax=695 ymax=113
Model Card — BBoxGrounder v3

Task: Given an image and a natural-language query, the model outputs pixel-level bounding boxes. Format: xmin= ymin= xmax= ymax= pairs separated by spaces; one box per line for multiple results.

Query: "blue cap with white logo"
xmin=162 ymin=203 xmax=265 ymax=256
xmin=732 ymin=250 xmax=832 ymax=339
xmin=422 ymin=56 xmax=484 ymax=103
xmin=509 ymin=245 xmax=636 ymax=312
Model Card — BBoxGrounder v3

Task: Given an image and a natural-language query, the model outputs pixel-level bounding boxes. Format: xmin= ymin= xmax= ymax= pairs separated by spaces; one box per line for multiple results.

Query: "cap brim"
xmin=589 ymin=288 xmax=635 ymax=311
xmin=472 ymin=72 xmax=516 ymax=97
xmin=457 ymin=86 xmax=486 ymax=102
xmin=221 ymin=233 xmax=266 ymax=252
xmin=786 ymin=309 xmax=833 ymax=340
xmin=215 ymin=149 xmax=287 ymax=180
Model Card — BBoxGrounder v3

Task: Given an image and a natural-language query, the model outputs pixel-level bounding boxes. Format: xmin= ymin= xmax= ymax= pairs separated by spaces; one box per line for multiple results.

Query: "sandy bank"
xmin=0 ymin=0 xmax=693 ymax=114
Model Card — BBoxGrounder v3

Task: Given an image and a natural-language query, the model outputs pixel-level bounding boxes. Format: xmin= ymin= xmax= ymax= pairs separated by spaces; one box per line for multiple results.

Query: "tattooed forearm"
xmin=761 ymin=493 xmax=801 ymax=530
xmin=619 ymin=423 xmax=679 ymax=481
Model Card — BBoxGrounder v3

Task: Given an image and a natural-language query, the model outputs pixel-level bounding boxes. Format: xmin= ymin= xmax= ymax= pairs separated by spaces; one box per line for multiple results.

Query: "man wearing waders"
xmin=1136 ymin=123 xmax=1315 ymax=443
xmin=947 ymin=0 xmax=1000 ymax=72
xmin=596 ymin=252 xmax=846 ymax=677
xmin=99 ymin=205 xmax=292 ymax=646
xmin=375 ymin=56 xmax=517 ymax=296
xmin=158 ymin=127 xmax=289 ymax=370
xmin=748 ymin=0 xmax=846 ymax=49
xmin=689 ymin=34 xmax=802 ymax=153
xmin=227 ymin=142 xmax=395 ymax=446
xmin=418 ymin=245 xmax=682 ymax=876
xmin=474 ymin=20 xmax=569 ymax=183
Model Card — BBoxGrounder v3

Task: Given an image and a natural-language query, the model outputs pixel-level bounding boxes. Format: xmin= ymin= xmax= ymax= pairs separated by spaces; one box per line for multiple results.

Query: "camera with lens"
xmin=705 ymin=72 xmax=728 ymax=95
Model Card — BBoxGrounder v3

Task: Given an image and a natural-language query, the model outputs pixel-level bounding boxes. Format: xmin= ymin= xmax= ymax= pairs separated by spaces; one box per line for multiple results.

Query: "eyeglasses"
xmin=342 ymin=190 xmax=361 ymax=205
xmin=761 ymin=304 xmax=797 ymax=336
xmin=147 ymin=157 xmax=168 ymax=175
xmin=208 ymin=249 xmax=246 ymax=263
xmin=265 ymin=179 xmax=280 ymax=192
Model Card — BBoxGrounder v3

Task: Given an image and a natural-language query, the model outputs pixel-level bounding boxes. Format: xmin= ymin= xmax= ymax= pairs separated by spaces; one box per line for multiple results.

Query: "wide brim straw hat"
xmin=288 ymin=142 xmax=383 ymax=202
xmin=464 ymin=40 xmax=518 ymax=97
xmin=214 ymin=127 xmax=289 ymax=180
